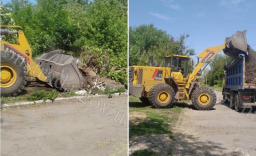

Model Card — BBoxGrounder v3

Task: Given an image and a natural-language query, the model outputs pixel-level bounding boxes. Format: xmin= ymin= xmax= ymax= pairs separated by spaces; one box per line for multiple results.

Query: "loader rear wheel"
xmin=192 ymin=87 xmax=216 ymax=110
xmin=149 ymin=83 xmax=175 ymax=108
xmin=1 ymin=50 xmax=27 ymax=96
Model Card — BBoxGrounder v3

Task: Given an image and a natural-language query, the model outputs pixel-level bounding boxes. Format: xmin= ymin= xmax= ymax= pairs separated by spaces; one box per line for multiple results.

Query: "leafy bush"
xmin=2 ymin=0 xmax=127 ymax=58
xmin=60 ymin=90 xmax=77 ymax=97
xmin=2 ymin=0 xmax=127 ymax=84
xmin=26 ymin=90 xmax=57 ymax=102
xmin=104 ymin=85 xmax=126 ymax=95
xmin=81 ymin=45 xmax=127 ymax=84
xmin=107 ymin=70 xmax=127 ymax=84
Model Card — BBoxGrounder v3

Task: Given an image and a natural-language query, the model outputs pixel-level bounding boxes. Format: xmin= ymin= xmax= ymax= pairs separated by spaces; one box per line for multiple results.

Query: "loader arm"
xmin=1 ymin=26 xmax=47 ymax=82
xmin=185 ymin=41 xmax=226 ymax=90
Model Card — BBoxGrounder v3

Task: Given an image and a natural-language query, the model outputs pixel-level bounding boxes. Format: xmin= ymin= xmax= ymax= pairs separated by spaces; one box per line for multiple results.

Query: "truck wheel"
xmin=148 ymin=83 xmax=175 ymax=108
xmin=1 ymin=50 xmax=27 ymax=96
xmin=222 ymin=93 xmax=228 ymax=103
xmin=234 ymin=93 xmax=242 ymax=112
xmin=192 ymin=87 xmax=216 ymax=110
xmin=139 ymin=97 xmax=149 ymax=104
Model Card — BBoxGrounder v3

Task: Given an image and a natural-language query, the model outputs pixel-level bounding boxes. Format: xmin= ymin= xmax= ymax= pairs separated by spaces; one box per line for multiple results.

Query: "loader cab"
xmin=164 ymin=55 xmax=190 ymax=77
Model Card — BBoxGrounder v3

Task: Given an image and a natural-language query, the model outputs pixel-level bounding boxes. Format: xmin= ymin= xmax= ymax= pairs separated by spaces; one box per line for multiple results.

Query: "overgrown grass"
xmin=1 ymin=90 xmax=58 ymax=104
xmin=1 ymin=96 xmax=26 ymax=104
xmin=104 ymin=85 xmax=126 ymax=95
xmin=131 ymin=149 xmax=160 ymax=156
xmin=129 ymin=95 xmax=181 ymax=156
xmin=129 ymin=95 xmax=182 ymax=139
xmin=59 ymin=90 xmax=78 ymax=97
xmin=1 ymin=87 xmax=126 ymax=104
xmin=26 ymin=90 xmax=58 ymax=102
xmin=129 ymin=112 xmax=174 ymax=138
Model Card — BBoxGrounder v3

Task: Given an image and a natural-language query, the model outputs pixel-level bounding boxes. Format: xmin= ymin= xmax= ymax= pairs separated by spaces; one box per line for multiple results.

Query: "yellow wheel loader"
xmin=0 ymin=25 xmax=84 ymax=96
xmin=129 ymin=30 xmax=248 ymax=110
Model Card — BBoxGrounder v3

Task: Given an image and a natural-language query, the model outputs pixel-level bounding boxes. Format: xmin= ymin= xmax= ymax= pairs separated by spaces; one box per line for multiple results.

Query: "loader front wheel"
xmin=192 ymin=87 xmax=216 ymax=110
xmin=149 ymin=83 xmax=175 ymax=108
xmin=1 ymin=50 xmax=27 ymax=96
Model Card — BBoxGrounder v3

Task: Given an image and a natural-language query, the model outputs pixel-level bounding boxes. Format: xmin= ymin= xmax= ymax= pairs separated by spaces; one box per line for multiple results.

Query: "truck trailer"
xmin=222 ymin=54 xmax=256 ymax=112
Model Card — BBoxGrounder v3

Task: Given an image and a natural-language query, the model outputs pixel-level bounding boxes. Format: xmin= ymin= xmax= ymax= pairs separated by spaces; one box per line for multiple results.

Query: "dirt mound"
xmin=245 ymin=45 xmax=256 ymax=85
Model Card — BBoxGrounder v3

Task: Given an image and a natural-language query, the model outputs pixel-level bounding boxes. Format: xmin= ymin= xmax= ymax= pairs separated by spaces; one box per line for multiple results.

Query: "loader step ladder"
xmin=175 ymin=86 xmax=185 ymax=101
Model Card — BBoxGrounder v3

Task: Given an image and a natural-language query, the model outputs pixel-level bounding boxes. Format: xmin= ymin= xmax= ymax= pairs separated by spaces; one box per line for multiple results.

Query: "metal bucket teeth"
xmin=34 ymin=50 xmax=84 ymax=90
xmin=224 ymin=30 xmax=248 ymax=58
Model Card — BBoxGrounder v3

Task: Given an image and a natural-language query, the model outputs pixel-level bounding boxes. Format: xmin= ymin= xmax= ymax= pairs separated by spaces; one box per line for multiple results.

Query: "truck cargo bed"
xmin=223 ymin=54 xmax=256 ymax=112
xmin=224 ymin=54 xmax=256 ymax=90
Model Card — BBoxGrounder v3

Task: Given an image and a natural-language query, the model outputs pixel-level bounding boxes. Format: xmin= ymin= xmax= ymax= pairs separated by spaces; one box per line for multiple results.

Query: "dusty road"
xmin=173 ymin=91 xmax=256 ymax=156
xmin=1 ymin=96 xmax=128 ymax=156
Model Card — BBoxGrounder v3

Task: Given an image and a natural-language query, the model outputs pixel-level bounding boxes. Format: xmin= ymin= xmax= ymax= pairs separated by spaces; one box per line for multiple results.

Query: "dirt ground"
xmin=129 ymin=91 xmax=256 ymax=156
xmin=172 ymin=91 xmax=256 ymax=156
xmin=1 ymin=96 xmax=128 ymax=156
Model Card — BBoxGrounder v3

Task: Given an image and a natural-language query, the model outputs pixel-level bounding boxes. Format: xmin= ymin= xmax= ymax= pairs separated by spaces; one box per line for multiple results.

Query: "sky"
xmin=2 ymin=0 xmax=36 ymax=4
xmin=129 ymin=0 xmax=256 ymax=56
xmin=2 ymin=0 xmax=255 ymax=56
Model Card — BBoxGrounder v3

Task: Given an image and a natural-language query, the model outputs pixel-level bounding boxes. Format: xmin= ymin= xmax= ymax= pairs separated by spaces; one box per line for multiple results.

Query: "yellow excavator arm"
xmin=185 ymin=30 xmax=248 ymax=96
xmin=1 ymin=25 xmax=47 ymax=82
xmin=185 ymin=41 xmax=226 ymax=90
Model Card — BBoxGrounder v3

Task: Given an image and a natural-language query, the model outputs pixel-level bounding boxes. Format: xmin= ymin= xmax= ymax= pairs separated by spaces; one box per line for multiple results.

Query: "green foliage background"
xmin=202 ymin=48 xmax=256 ymax=87
xmin=1 ymin=0 xmax=127 ymax=83
xmin=129 ymin=24 xmax=195 ymax=66
xmin=130 ymin=24 xmax=256 ymax=87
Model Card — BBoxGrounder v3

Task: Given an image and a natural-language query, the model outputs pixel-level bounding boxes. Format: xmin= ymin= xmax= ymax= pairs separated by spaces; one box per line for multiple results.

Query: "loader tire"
xmin=1 ymin=50 xmax=27 ymax=96
xmin=148 ymin=83 xmax=175 ymax=108
xmin=139 ymin=97 xmax=150 ymax=105
xmin=192 ymin=87 xmax=216 ymax=110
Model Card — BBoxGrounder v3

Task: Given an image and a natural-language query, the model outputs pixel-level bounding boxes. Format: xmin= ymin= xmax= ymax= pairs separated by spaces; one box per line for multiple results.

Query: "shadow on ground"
xmin=129 ymin=101 xmax=152 ymax=108
xmin=171 ymin=131 xmax=243 ymax=156
xmin=130 ymin=130 xmax=240 ymax=156
xmin=24 ymin=80 xmax=54 ymax=95
xmin=221 ymin=100 xmax=256 ymax=114
xmin=129 ymin=101 xmax=217 ymax=111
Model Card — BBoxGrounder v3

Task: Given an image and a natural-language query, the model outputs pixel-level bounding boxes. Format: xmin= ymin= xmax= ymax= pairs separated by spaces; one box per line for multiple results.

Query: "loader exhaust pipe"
xmin=1 ymin=28 xmax=18 ymax=36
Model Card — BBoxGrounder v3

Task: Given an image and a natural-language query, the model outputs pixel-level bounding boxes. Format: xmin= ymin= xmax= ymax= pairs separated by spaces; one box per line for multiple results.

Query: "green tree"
xmin=82 ymin=0 xmax=127 ymax=57
xmin=2 ymin=0 xmax=127 ymax=83
xmin=205 ymin=54 xmax=232 ymax=86
xmin=129 ymin=24 xmax=194 ymax=66
xmin=0 ymin=5 xmax=15 ymax=25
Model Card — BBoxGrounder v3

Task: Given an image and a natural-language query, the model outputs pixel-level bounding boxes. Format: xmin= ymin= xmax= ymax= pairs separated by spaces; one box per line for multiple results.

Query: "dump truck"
xmin=129 ymin=30 xmax=248 ymax=110
xmin=222 ymin=53 xmax=256 ymax=112
xmin=1 ymin=25 xmax=84 ymax=96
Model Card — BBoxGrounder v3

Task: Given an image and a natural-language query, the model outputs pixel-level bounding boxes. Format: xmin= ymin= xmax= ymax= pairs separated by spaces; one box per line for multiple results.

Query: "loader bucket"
xmin=224 ymin=30 xmax=248 ymax=58
xmin=34 ymin=50 xmax=84 ymax=90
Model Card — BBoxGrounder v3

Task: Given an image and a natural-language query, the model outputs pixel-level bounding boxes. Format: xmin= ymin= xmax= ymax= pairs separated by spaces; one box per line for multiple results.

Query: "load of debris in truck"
xmin=245 ymin=45 xmax=256 ymax=85
xmin=224 ymin=30 xmax=256 ymax=86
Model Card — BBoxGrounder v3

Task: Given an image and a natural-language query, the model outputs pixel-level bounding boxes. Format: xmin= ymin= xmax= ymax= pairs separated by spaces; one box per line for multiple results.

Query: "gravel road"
xmin=172 ymin=91 xmax=256 ymax=156
xmin=1 ymin=96 xmax=128 ymax=156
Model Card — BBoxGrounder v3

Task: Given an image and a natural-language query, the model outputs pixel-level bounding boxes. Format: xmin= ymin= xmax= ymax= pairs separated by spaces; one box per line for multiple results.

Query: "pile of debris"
xmin=77 ymin=54 xmax=124 ymax=95
xmin=245 ymin=45 xmax=256 ymax=85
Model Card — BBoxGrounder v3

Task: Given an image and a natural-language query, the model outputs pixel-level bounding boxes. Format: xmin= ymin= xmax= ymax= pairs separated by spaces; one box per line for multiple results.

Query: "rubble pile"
xmin=245 ymin=45 xmax=256 ymax=85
